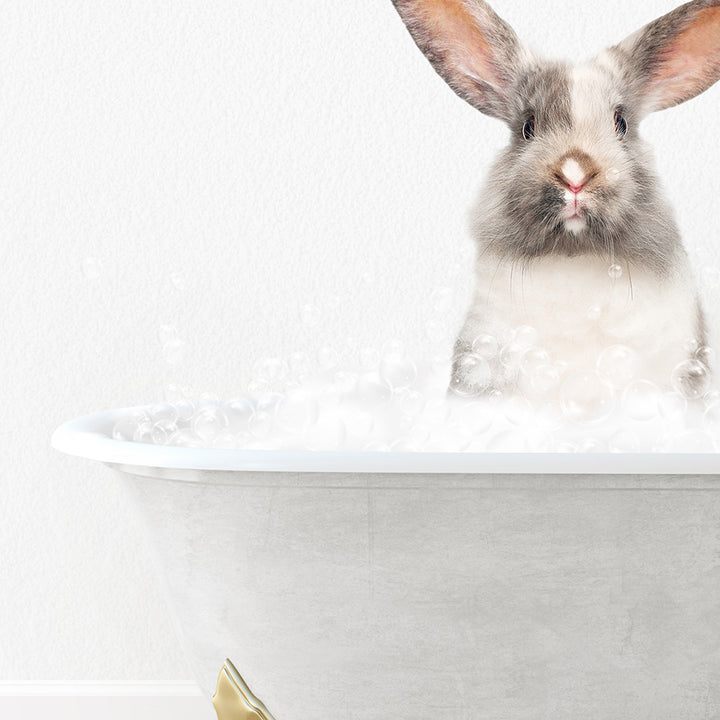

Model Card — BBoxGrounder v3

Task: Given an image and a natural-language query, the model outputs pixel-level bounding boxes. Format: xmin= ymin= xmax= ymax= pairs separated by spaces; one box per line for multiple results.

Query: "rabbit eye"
xmin=522 ymin=115 xmax=535 ymax=141
xmin=614 ymin=110 xmax=627 ymax=138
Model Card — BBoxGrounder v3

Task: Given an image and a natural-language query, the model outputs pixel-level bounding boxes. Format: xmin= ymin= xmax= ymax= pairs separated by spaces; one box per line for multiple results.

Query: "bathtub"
xmin=53 ymin=406 xmax=720 ymax=719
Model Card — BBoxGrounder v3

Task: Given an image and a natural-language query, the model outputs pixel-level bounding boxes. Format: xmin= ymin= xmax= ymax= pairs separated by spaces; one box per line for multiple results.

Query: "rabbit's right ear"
xmin=391 ymin=0 xmax=528 ymax=123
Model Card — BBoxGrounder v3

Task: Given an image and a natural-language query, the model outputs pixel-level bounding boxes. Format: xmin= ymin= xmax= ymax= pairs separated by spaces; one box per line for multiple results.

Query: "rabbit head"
xmin=391 ymin=0 xmax=720 ymax=274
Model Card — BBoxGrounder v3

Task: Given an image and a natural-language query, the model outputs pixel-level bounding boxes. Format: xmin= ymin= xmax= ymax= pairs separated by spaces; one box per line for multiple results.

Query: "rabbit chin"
xmin=564 ymin=216 xmax=587 ymax=234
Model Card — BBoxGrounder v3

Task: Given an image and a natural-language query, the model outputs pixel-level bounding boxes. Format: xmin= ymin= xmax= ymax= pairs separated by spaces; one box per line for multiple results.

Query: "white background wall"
xmin=1 ymin=0 xmax=719 ymax=697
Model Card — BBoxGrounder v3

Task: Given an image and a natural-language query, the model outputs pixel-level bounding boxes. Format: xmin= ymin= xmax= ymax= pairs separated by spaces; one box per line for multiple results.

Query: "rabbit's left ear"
xmin=615 ymin=0 xmax=720 ymax=113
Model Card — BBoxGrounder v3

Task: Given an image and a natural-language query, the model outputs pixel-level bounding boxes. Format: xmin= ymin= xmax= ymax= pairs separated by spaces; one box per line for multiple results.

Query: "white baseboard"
xmin=0 ymin=685 xmax=216 ymax=720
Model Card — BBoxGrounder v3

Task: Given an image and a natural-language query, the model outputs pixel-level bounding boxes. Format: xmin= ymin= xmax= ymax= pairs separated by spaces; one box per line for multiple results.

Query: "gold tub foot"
xmin=213 ymin=659 xmax=276 ymax=720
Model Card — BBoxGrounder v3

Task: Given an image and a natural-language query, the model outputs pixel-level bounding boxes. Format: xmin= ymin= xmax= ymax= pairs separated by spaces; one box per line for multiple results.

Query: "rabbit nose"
xmin=565 ymin=180 xmax=586 ymax=194
xmin=554 ymin=152 xmax=599 ymax=193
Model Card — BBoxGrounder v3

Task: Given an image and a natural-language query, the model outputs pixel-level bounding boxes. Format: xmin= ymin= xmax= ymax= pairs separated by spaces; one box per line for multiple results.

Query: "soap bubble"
xmin=211 ymin=432 xmax=238 ymax=450
xmin=530 ymin=364 xmax=562 ymax=395
xmin=391 ymin=437 xmax=423 ymax=452
xmin=665 ymin=429 xmax=715 ymax=453
xmin=695 ymin=345 xmax=715 ymax=370
xmin=163 ymin=338 xmax=186 ymax=366
xmin=608 ymin=429 xmax=640 ymax=453
xmin=171 ymin=399 xmax=195 ymax=422
xmin=457 ymin=400 xmax=494 ymax=435
xmin=246 ymin=379 xmax=270 ymax=396
xmin=671 ymin=358 xmax=711 ymax=400
xmin=513 ymin=325 xmax=538 ymax=349
xmin=252 ymin=357 xmax=288 ymax=386
xmin=305 ymin=414 xmax=346 ymax=451
xmin=81 ymin=256 xmax=103 ymax=280
xmin=275 ymin=389 xmax=319 ymax=433
xmin=382 ymin=339 xmax=405 ymax=357
xmin=448 ymin=354 xmax=491 ymax=397
xmin=703 ymin=402 xmax=720 ymax=433
xmin=606 ymin=167 xmax=620 ymax=181
xmin=426 ymin=423 xmax=473 ymax=452
xmin=422 ymin=399 xmax=453 ymax=426
xmin=248 ymin=409 xmax=275 ymax=440
xmin=430 ymin=286 xmax=453 ymax=314
xmin=486 ymin=429 xmax=529 ymax=452
xmin=289 ymin=352 xmax=313 ymax=383
xmin=379 ymin=351 xmax=417 ymax=391
xmin=622 ymin=380 xmax=661 ymax=421
xmin=499 ymin=342 xmax=524 ymax=369
xmin=300 ymin=304 xmax=321 ymax=328
xmin=354 ymin=373 xmax=392 ymax=405
xmin=597 ymin=345 xmax=639 ymax=388
xmin=112 ymin=410 xmax=148 ymax=441
xmin=579 ymin=437 xmax=607 ymax=453
xmin=167 ymin=429 xmax=203 ymax=448
xmin=657 ymin=392 xmax=687 ymax=421
xmin=520 ymin=347 xmax=551 ymax=376
xmin=424 ymin=319 xmax=446 ymax=345
xmin=430 ymin=353 xmax=453 ymax=379
xmin=608 ymin=264 xmax=623 ymax=280
xmin=224 ymin=398 xmax=255 ymax=433
xmin=704 ymin=390 xmax=720 ymax=407
xmin=364 ymin=441 xmax=391 ymax=452
xmin=162 ymin=383 xmax=183 ymax=402
xmin=132 ymin=420 xmax=155 ymax=444
xmin=317 ymin=345 xmax=340 ymax=371
xmin=359 ymin=347 xmax=381 ymax=370
xmin=471 ymin=334 xmax=499 ymax=358
xmin=344 ymin=407 xmax=375 ymax=445
xmin=151 ymin=419 xmax=177 ymax=445
xmin=395 ymin=388 xmax=425 ymax=417
xmin=559 ymin=370 xmax=615 ymax=423
xmin=525 ymin=428 xmax=555 ymax=452
xmin=586 ymin=304 xmax=602 ymax=321
xmin=333 ymin=370 xmax=358 ymax=396
xmin=149 ymin=402 xmax=178 ymax=425
xmin=169 ymin=270 xmax=186 ymax=291
xmin=504 ymin=396 xmax=533 ymax=425
xmin=192 ymin=405 xmax=230 ymax=441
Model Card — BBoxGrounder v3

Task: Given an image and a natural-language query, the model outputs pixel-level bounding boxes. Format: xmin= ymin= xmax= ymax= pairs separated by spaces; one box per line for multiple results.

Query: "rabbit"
xmin=391 ymin=0 xmax=720 ymax=401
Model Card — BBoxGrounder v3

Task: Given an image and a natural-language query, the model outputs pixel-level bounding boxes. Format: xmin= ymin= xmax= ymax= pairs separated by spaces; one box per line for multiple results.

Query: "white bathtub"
xmin=53 ymin=407 xmax=720 ymax=719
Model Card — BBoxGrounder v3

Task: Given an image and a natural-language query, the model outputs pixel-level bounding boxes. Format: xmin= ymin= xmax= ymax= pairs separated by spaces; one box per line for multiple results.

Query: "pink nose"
xmin=566 ymin=182 xmax=585 ymax=194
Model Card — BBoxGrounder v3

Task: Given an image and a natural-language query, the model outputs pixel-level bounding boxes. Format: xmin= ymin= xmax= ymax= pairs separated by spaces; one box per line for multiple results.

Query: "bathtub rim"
xmin=51 ymin=406 xmax=720 ymax=475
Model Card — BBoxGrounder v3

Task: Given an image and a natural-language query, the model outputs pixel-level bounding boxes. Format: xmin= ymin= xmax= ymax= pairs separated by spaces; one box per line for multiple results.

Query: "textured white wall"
xmin=1 ymin=0 xmax=718 ymax=685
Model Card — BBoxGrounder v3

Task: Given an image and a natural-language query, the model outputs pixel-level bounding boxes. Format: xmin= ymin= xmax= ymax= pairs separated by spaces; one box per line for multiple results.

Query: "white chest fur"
xmin=457 ymin=254 xmax=698 ymax=391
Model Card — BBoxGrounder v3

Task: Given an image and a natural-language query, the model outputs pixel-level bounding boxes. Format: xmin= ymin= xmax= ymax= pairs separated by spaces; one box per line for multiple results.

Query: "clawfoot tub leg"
xmin=212 ymin=659 xmax=277 ymax=720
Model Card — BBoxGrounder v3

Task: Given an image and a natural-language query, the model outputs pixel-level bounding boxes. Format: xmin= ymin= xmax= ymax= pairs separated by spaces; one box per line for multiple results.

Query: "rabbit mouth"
xmin=561 ymin=195 xmax=587 ymax=233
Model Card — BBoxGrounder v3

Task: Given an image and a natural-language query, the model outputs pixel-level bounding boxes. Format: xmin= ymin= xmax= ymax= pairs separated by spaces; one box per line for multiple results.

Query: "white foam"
xmin=119 ymin=335 xmax=719 ymax=453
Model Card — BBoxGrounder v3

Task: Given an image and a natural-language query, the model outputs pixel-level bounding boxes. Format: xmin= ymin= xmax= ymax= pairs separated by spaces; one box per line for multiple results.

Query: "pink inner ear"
xmin=411 ymin=0 xmax=501 ymax=88
xmin=651 ymin=6 xmax=720 ymax=110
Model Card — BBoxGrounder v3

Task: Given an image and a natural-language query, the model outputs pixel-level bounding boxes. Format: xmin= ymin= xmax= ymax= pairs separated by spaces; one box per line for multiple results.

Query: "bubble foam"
xmin=122 ymin=337 xmax=719 ymax=453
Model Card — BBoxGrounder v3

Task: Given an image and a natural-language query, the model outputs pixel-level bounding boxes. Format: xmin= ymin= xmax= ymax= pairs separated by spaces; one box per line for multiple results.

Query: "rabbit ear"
xmin=615 ymin=0 xmax=720 ymax=113
xmin=391 ymin=0 xmax=528 ymax=122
